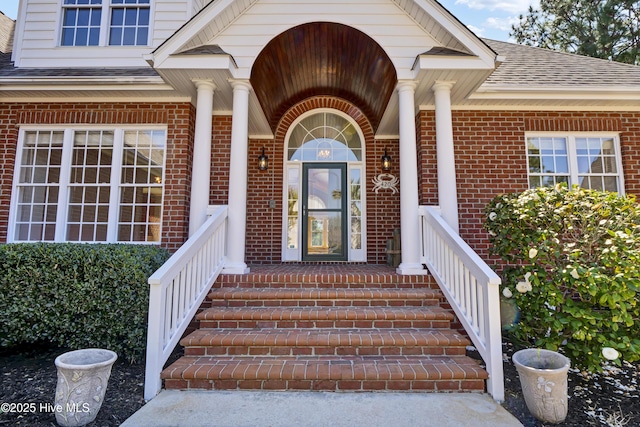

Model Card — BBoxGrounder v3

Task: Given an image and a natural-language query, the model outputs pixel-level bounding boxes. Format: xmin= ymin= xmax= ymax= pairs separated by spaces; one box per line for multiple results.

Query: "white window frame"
xmin=9 ymin=125 xmax=167 ymax=244
xmin=108 ymin=0 xmax=151 ymax=46
xmin=59 ymin=0 xmax=152 ymax=47
xmin=60 ymin=0 xmax=104 ymax=46
xmin=525 ymin=132 xmax=625 ymax=194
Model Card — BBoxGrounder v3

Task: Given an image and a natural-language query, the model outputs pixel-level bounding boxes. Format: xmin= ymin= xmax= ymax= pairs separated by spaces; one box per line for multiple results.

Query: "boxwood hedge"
xmin=0 ymin=243 xmax=170 ymax=362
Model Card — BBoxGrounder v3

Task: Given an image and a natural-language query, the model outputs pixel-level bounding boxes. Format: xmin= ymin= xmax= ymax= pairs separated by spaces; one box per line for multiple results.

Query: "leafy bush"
xmin=0 ymin=243 xmax=170 ymax=362
xmin=484 ymin=185 xmax=640 ymax=371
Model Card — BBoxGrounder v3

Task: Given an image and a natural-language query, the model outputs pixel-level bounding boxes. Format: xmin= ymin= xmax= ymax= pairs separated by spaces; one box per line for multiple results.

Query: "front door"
xmin=302 ymin=163 xmax=347 ymax=261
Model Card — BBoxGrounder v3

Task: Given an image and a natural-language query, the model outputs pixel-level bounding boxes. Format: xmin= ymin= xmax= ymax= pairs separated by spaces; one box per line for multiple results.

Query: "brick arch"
xmin=275 ymin=96 xmax=375 ymax=144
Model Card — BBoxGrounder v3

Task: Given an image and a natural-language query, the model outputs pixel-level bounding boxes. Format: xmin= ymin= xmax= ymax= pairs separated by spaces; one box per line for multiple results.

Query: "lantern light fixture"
xmin=381 ymin=148 xmax=391 ymax=171
xmin=258 ymin=147 xmax=268 ymax=171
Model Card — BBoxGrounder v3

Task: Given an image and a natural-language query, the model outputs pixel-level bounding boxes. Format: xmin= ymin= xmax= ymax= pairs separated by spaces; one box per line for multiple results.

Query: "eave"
xmin=470 ymin=85 xmax=640 ymax=101
xmin=0 ymin=76 xmax=169 ymax=86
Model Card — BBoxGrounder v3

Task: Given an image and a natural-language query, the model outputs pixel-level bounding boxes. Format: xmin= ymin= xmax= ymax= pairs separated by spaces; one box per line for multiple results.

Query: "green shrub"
xmin=484 ymin=185 xmax=640 ymax=371
xmin=0 ymin=243 xmax=170 ymax=362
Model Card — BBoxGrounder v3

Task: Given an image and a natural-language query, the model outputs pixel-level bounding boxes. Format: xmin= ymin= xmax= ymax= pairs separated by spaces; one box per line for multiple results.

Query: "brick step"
xmin=181 ymin=328 xmax=470 ymax=357
xmin=162 ymin=355 xmax=487 ymax=392
xmin=216 ymin=270 xmax=436 ymax=289
xmin=164 ymin=265 xmax=487 ymax=395
xmin=197 ymin=306 xmax=454 ymax=329
xmin=208 ymin=288 xmax=442 ymax=307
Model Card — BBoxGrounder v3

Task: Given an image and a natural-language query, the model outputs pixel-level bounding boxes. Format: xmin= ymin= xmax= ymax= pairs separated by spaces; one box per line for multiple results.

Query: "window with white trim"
xmin=526 ymin=134 xmax=623 ymax=193
xmin=11 ymin=127 xmax=166 ymax=243
xmin=109 ymin=0 xmax=150 ymax=46
xmin=61 ymin=0 xmax=150 ymax=47
xmin=61 ymin=0 xmax=103 ymax=46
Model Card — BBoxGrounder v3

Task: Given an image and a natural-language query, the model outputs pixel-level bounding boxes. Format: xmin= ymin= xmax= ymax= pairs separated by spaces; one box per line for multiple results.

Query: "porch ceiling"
xmin=250 ymin=22 xmax=397 ymax=133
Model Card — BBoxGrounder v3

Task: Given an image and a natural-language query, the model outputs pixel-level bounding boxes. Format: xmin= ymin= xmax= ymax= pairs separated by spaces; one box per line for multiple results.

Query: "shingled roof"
xmin=482 ymin=38 xmax=640 ymax=88
xmin=0 ymin=52 xmax=160 ymax=78
xmin=1 ymin=37 xmax=639 ymax=91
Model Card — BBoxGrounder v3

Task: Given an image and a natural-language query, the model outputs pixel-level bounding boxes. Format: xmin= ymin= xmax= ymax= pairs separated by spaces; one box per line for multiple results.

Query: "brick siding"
xmin=2 ymin=103 xmax=640 ymax=265
xmin=418 ymin=110 xmax=640 ymax=260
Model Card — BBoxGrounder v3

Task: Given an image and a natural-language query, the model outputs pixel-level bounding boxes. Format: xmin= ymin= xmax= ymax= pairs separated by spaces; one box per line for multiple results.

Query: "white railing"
xmin=144 ymin=205 xmax=228 ymax=400
xmin=419 ymin=206 xmax=504 ymax=402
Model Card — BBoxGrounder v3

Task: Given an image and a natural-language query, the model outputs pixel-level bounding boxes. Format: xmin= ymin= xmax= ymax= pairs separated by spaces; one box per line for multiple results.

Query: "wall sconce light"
xmin=381 ymin=148 xmax=392 ymax=171
xmin=258 ymin=147 xmax=268 ymax=171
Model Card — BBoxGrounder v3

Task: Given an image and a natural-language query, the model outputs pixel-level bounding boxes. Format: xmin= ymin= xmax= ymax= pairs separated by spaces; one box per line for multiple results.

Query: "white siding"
xmin=188 ymin=0 xmax=440 ymax=79
xmin=14 ymin=0 xmax=189 ymax=68
xmin=153 ymin=0 xmax=189 ymax=46
xmin=18 ymin=0 xmax=58 ymax=57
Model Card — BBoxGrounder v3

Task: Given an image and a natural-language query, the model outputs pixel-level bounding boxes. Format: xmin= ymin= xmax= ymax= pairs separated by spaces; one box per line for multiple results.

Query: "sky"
xmin=0 ymin=0 xmax=539 ymax=42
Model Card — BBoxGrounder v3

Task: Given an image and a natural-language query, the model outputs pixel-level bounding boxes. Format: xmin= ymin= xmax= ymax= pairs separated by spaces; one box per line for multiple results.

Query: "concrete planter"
xmin=54 ymin=349 xmax=118 ymax=427
xmin=512 ymin=348 xmax=570 ymax=424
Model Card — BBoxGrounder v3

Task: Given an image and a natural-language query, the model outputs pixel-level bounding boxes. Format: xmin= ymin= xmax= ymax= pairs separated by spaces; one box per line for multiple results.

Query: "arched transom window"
xmin=287 ymin=112 xmax=362 ymax=161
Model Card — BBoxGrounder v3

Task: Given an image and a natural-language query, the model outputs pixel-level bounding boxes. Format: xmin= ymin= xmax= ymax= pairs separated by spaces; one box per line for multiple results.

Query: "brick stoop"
xmin=161 ymin=265 xmax=488 ymax=393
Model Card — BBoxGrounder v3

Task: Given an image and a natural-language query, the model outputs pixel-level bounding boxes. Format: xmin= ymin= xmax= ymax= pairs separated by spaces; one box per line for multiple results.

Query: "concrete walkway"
xmin=122 ymin=391 xmax=523 ymax=427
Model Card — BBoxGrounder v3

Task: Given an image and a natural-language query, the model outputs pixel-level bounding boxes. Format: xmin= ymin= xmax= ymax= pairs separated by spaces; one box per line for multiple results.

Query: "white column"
xmin=433 ymin=81 xmax=459 ymax=233
xmin=396 ymin=80 xmax=425 ymax=275
xmin=189 ymin=80 xmax=216 ymax=236
xmin=224 ymin=79 xmax=251 ymax=274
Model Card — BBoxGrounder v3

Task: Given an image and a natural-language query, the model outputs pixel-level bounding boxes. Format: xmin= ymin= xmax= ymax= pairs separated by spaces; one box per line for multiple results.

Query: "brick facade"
xmin=2 ymin=103 xmax=639 ymax=265
xmin=209 ymin=116 xmax=232 ymax=205
xmin=418 ymin=110 xmax=640 ymax=260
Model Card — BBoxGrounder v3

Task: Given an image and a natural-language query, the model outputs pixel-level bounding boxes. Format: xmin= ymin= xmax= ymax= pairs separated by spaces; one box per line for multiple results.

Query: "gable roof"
xmin=150 ymin=0 xmax=497 ymax=80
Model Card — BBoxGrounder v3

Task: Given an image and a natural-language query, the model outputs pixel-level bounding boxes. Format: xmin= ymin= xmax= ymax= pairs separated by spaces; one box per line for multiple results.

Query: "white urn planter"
xmin=512 ymin=348 xmax=571 ymax=424
xmin=54 ymin=348 xmax=118 ymax=427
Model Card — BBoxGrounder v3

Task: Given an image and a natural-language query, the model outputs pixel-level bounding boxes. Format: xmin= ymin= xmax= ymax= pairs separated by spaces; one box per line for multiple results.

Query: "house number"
xmin=372 ymin=173 xmax=399 ymax=194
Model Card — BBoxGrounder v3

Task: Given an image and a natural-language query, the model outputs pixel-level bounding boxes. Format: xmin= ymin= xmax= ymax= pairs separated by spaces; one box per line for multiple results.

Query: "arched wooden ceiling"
xmin=250 ymin=22 xmax=397 ymax=133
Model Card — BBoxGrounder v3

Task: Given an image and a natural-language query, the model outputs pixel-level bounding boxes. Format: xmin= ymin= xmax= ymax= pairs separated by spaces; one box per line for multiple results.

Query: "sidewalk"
xmin=122 ymin=390 xmax=523 ymax=427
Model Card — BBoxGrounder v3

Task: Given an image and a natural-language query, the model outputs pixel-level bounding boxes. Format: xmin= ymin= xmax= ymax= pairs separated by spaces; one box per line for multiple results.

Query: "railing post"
xmin=144 ymin=279 xmax=165 ymax=400
xmin=484 ymin=278 xmax=504 ymax=402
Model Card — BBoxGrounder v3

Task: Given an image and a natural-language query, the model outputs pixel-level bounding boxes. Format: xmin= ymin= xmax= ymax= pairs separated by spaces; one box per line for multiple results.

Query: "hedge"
xmin=484 ymin=185 xmax=640 ymax=371
xmin=0 ymin=243 xmax=170 ymax=363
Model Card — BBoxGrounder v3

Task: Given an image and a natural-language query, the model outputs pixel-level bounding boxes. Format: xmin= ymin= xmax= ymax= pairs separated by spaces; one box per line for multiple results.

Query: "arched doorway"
xmin=282 ymin=110 xmax=366 ymax=262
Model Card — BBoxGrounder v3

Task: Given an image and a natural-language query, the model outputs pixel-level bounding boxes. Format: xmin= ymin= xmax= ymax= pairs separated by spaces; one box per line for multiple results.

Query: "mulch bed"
xmin=501 ymin=340 xmax=640 ymax=426
xmin=1 ymin=341 xmax=639 ymax=426
xmin=0 ymin=344 xmax=148 ymax=426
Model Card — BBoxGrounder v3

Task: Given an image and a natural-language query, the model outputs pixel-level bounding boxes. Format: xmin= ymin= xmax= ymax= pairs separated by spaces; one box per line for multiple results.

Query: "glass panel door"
xmin=302 ymin=163 xmax=347 ymax=261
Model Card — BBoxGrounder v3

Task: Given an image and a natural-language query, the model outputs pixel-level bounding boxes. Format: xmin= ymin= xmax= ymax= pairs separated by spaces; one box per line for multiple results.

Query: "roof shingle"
xmin=1 ymin=38 xmax=639 ymax=89
xmin=482 ymin=38 xmax=640 ymax=87
xmin=0 ymin=52 xmax=159 ymax=78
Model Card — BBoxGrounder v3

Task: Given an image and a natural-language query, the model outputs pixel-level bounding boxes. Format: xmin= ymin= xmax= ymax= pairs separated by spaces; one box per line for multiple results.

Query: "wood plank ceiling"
xmin=250 ymin=22 xmax=397 ymax=133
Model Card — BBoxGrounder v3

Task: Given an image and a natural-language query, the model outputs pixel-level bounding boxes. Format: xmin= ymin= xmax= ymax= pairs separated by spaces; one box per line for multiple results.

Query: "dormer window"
xmin=109 ymin=0 xmax=150 ymax=46
xmin=60 ymin=0 xmax=150 ymax=47
xmin=61 ymin=0 xmax=103 ymax=46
